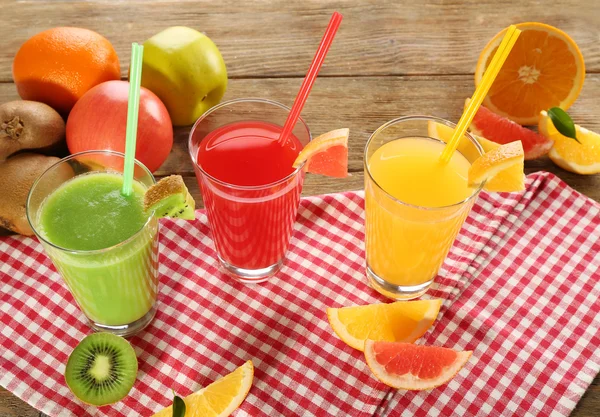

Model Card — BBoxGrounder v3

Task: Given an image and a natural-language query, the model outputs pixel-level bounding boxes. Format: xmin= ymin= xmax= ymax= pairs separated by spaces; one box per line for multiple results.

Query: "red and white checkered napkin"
xmin=1 ymin=172 xmax=599 ymax=417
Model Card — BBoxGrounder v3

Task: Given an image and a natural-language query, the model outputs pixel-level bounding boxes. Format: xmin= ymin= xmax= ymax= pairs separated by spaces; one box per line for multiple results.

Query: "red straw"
xmin=278 ymin=11 xmax=343 ymax=145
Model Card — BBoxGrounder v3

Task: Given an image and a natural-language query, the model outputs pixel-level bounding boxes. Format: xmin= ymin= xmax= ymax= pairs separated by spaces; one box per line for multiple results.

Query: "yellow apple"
xmin=141 ymin=26 xmax=227 ymax=126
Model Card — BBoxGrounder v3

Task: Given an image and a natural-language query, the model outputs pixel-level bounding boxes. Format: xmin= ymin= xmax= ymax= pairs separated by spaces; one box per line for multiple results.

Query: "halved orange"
xmin=152 ymin=361 xmax=253 ymax=417
xmin=539 ymin=111 xmax=600 ymax=174
xmin=428 ymin=121 xmax=525 ymax=192
xmin=292 ymin=128 xmax=349 ymax=177
xmin=327 ymin=299 xmax=442 ymax=351
xmin=468 ymin=141 xmax=524 ymax=188
xmin=475 ymin=22 xmax=585 ymax=125
xmin=364 ymin=341 xmax=472 ymax=390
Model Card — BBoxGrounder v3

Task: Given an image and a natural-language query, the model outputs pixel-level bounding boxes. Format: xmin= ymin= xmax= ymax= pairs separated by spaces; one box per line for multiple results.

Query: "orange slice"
xmin=468 ymin=141 xmax=524 ymax=188
xmin=327 ymin=299 xmax=442 ymax=352
xmin=475 ymin=22 xmax=585 ymax=125
xmin=152 ymin=361 xmax=253 ymax=417
xmin=428 ymin=121 xmax=525 ymax=192
xmin=364 ymin=340 xmax=472 ymax=390
xmin=292 ymin=128 xmax=349 ymax=177
xmin=539 ymin=111 xmax=600 ymax=174
xmin=428 ymin=120 xmax=498 ymax=161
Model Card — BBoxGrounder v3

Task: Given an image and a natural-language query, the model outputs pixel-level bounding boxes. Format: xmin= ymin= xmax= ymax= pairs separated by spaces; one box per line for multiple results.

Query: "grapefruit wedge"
xmin=364 ymin=341 xmax=472 ymax=390
xmin=466 ymin=99 xmax=553 ymax=160
xmin=292 ymin=128 xmax=349 ymax=177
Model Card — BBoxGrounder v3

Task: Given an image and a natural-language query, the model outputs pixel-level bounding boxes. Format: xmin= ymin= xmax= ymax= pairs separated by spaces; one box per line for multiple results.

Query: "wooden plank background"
xmin=0 ymin=0 xmax=598 ymax=416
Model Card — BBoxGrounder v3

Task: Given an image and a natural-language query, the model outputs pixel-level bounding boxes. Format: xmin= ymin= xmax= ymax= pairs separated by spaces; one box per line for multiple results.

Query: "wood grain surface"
xmin=0 ymin=0 xmax=598 ymax=416
xmin=1 ymin=0 xmax=600 ymax=80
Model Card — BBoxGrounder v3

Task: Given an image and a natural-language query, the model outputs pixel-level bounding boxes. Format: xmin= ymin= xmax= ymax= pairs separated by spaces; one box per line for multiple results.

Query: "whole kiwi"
xmin=0 ymin=153 xmax=73 ymax=235
xmin=65 ymin=332 xmax=138 ymax=406
xmin=0 ymin=100 xmax=65 ymax=161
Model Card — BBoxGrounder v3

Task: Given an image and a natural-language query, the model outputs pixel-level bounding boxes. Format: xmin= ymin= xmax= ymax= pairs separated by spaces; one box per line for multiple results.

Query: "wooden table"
xmin=1 ymin=1 xmax=599 ymax=415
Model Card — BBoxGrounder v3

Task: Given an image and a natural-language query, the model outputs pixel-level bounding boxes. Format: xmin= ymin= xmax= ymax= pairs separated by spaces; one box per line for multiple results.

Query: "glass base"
xmin=367 ymin=265 xmax=433 ymax=300
xmin=88 ymin=304 xmax=157 ymax=338
xmin=218 ymin=255 xmax=283 ymax=284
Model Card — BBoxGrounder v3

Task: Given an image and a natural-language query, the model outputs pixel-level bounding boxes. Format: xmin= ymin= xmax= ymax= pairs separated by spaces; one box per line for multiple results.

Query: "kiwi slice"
xmin=144 ymin=175 xmax=196 ymax=220
xmin=64 ymin=332 xmax=138 ymax=406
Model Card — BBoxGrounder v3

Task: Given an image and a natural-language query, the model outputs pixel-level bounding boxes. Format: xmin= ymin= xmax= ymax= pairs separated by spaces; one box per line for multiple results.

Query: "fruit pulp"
xmin=364 ymin=340 xmax=472 ymax=390
xmin=38 ymin=172 xmax=159 ymax=326
xmin=470 ymin=100 xmax=552 ymax=160
xmin=195 ymin=120 xmax=304 ymax=271
xmin=365 ymin=137 xmax=477 ymax=287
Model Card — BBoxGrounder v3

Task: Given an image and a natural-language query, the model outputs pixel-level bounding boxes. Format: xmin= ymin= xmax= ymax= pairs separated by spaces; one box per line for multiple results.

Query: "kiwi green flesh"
xmin=65 ymin=332 xmax=138 ymax=406
xmin=148 ymin=189 xmax=196 ymax=220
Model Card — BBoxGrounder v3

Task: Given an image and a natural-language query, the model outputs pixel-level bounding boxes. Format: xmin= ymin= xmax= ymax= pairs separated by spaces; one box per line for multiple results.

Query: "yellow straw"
xmin=440 ymin=25 xmax=521 ymax=163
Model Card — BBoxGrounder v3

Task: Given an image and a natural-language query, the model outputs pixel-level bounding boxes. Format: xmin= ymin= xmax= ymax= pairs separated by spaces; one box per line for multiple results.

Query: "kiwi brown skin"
xmin=144 ymin=175 xmax=196 ymax=220
xmin=0 ymin=100 xmax=65 ymax=161
xmin=0 ymin=153 xmax=73 ymax=235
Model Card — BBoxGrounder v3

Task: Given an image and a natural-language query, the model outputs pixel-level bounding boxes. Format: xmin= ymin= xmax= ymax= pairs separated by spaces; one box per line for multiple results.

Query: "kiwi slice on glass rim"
xmin=144 ymin=175 xmax=195 ymax=220
xmin=65 ymin=332 xmax=138 ymax=406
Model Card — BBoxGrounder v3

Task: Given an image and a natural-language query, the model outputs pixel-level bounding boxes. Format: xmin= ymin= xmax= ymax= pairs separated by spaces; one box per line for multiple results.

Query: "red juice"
xmin=194 ymin=120 xmax=306 ymax=273
xmin=197 ymin=121 xmax=302 ymax=185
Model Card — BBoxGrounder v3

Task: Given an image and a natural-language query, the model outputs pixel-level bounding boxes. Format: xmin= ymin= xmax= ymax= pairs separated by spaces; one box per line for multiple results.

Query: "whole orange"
xmin=12 ymin=27 xmax=121 ymax=115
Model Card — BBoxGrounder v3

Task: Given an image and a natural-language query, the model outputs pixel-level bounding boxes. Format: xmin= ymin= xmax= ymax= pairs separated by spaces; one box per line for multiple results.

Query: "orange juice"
xmin=365 ymin=137 xmax=477 ymax=295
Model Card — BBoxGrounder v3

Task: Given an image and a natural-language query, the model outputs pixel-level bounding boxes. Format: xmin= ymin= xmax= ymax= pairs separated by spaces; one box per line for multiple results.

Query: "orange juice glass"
xmin=364 ymin=116 xmax=485 ymax=300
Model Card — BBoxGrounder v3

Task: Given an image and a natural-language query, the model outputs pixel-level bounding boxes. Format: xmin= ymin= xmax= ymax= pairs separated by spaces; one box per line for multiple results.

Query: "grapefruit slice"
xmin=539 ymin=110 xmax=600 ymax=174
xmin=428 ymin=121 xmax=525 ymax=192
xmin=475 ymin=22 xmax=585 ymax=125
xmin=152 ymin=361 xmax=253 ymax=417
xmin=467 ymin=99 xmax=553 ymax=160
xmin=468 ymin=141 xmax=524 ymax=188
xmin=364 ymin=341 xmax=472 ymax=390
xmin=292 ymin=128 xmax=348 ymax=177
xmin=327 ymin=299 xmax=442 ymax=351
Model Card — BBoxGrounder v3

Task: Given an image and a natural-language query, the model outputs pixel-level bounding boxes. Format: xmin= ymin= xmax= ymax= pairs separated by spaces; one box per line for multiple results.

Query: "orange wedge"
xmin=468 ymin=141 xmax=525 ymax=188
xmin=292 ymin=128 xmax=349 ymax=177
xmin=327 ymin=299 xmax=442 ymax=352
xmin=152 ymin=361 xmax=253 ymax=417
xmin=428 ymin=120 xmax=498 ymax=161
xmin=364 ymin=341 xmax=472 ymax=390
xmin=428 ymin=121 xmax=525 ymax=192
xmin=476 ymin=22 xmax=585 ymax=125
xmin=539 ymin=110 xmax=600 ymax=174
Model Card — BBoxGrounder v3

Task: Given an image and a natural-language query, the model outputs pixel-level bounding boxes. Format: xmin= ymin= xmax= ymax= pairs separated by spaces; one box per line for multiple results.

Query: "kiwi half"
xmin=64 ymin=332 xmax=138 ymax=406
xmin=144 ymin=175 xmax=195 ymax=220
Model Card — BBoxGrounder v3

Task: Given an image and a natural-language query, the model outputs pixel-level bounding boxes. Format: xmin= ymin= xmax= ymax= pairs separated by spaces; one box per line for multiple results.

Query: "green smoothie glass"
xmin=27 ymin=151 xmax=160 ymax=337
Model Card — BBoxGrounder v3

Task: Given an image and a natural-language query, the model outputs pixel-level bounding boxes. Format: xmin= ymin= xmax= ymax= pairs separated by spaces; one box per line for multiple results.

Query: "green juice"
xmin=38 ymin=172 xmax=159 ymax=326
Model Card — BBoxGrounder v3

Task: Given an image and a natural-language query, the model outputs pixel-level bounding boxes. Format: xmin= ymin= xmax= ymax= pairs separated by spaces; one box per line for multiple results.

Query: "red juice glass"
xmin=188 ymin=98 xmax=311 ymax=283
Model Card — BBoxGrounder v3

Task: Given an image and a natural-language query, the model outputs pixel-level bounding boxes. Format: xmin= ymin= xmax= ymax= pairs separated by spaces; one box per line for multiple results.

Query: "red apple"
xmin=66 ymin=80 xmax=173 ymax=172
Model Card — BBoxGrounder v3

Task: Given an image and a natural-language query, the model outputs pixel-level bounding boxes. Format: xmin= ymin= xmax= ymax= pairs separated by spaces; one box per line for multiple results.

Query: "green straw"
xmin=121 ymin=42 xmax=144 ymax=196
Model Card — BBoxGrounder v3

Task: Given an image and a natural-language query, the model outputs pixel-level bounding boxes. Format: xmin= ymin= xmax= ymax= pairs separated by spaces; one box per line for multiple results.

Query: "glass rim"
xmin=26 ymin=150 xmax=157 ymax=255
xmin=187 ymin=97 xmax=312 ymax=191
xmin=364 ymin=115 xmax=486 ymax=211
